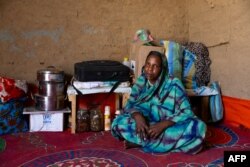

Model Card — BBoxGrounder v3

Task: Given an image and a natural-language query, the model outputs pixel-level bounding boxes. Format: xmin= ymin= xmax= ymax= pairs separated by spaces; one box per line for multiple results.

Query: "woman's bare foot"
xmin=124 ymin=140 xmax=141 ymax=149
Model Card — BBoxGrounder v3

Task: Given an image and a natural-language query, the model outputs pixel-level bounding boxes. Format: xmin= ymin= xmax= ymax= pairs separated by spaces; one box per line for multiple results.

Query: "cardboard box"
xmin=129 ymin=42 xmax=165 ymax=79
xmin=23 ymin=107 xmax=70 ymax=132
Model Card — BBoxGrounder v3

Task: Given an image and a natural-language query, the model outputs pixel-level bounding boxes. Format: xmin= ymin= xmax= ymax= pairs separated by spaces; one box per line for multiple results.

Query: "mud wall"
xmin=188 ymin=0 xmax=250 ymax=99
xmin=0 ymin=0 xmax=187 ymax=82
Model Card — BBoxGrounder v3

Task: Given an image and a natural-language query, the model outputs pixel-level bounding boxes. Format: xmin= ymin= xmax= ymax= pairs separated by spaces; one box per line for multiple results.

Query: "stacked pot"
xmin=35 ymin=67 xmax=65 ymax=111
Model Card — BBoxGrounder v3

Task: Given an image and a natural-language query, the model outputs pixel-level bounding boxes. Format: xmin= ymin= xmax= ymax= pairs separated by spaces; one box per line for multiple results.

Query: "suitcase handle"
xmin=71 ymin=76 xmax=121 ymax=105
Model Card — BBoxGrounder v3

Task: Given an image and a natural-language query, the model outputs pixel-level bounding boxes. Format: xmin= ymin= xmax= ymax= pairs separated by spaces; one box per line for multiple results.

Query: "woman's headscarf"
xmin=130 ymin=51 xmax=170 ymax=103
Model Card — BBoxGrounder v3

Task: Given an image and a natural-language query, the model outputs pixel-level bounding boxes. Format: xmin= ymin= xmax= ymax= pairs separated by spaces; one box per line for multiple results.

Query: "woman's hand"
xmin=132 ymin=112 xmax=149 ymax=141
xmin=148 ymin=120 xmax=174 ymax=139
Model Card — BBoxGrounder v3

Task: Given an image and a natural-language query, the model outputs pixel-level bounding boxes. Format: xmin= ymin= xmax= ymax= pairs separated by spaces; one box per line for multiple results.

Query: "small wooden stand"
xmin=67 ymin=86 xmax=131 ymax=134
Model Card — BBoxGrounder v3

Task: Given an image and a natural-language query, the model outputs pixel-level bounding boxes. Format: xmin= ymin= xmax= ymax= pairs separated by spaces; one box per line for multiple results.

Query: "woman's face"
xmin=144 ymin=54 xmax=162 ymax=84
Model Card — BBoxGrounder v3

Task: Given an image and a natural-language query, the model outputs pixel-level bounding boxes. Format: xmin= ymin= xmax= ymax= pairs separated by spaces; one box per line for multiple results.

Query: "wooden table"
xmin=67 ymin=85 xmax=131 ymax=134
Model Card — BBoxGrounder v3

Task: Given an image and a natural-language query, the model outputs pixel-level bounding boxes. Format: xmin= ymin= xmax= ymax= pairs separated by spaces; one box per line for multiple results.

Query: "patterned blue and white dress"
xmin=111 ymin=70 xmax=206 ymax=154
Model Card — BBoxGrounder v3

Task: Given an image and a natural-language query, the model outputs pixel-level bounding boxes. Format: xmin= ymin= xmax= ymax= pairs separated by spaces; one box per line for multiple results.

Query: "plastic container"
xmin=90 ymin=106 xmax=103 ymax=131
xmin=115 ymin=109 xmax=121 ymax=118
xmin=104 ymin=106 xmax=111 ymax=131
xmin=123 ymin=57 xmax=131 ymax=69
xmin=76 ymin=109 xmax=90 ymax=132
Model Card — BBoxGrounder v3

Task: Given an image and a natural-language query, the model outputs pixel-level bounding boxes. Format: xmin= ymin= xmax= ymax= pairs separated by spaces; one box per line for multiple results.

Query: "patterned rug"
xmin=1 ymin=123 xmax=250 ymax=167
xmin=22 ymin=149 xmax=149 ymax=167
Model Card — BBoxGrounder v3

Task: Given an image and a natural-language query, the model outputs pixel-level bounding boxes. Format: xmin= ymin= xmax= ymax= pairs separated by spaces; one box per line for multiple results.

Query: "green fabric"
xmin=161 ymin=40 xmax=183 ymax=80
xmin=0 ymin=138 xmax=6 ymax=152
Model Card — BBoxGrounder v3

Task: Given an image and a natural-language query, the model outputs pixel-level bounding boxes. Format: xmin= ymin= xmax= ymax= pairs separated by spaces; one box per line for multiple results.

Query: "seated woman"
xmin=111 ymin=51 xmax=207 ymax=154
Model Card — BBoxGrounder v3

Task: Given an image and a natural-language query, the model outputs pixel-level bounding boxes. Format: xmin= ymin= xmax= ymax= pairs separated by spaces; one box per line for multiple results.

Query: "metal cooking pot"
xmin=38 ymin=81 xmax=65 ymax=96
xmin=37 ymin=67 xmax=64 ymax=82
xmin=35 ymin=94 xmax=65 ymax=111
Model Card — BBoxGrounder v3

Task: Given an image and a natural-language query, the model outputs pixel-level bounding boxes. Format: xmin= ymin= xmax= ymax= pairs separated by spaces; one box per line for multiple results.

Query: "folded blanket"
xmin=73 ymin=81 xmax=130 ymax=89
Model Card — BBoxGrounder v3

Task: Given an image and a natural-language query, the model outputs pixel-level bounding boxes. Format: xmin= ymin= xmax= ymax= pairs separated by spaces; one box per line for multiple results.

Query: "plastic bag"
xmin=0 ymin=77 xmax=27 ymax=103
xmin=209 ymin=81 xmax=224 ymax=122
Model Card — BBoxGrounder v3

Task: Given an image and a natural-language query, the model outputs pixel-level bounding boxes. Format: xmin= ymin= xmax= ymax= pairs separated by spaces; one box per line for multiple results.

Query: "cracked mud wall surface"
xmin=0 ymin=0 xmax=188 ymax=84
xmin=0 ymin=0 xmax=249 ymax=99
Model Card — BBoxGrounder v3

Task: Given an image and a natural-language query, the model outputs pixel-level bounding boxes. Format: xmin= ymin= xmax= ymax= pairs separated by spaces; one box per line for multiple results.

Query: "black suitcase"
xmin=74 ymin=60 xmax=131 ymax=82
